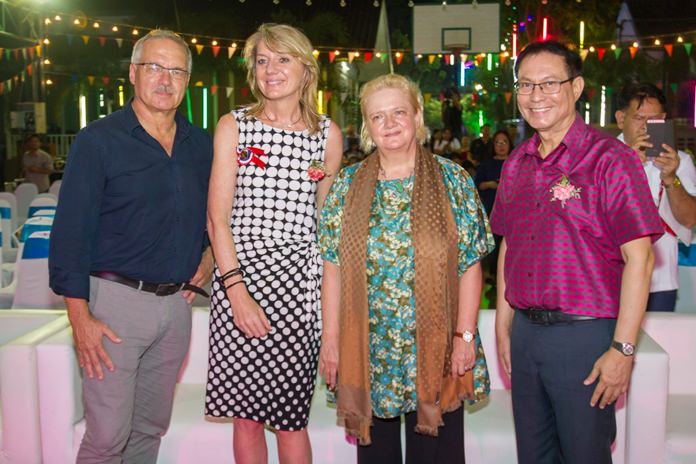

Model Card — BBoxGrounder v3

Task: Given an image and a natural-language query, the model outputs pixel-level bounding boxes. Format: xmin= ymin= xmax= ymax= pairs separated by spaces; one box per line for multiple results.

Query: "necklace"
xmin=262 ymin=109 xmax=302 ymax=129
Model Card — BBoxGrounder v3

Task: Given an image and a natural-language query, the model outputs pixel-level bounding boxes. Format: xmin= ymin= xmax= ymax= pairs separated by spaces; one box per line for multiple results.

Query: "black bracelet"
xmin=225 ymin=279 xmax=246 ymax=291
xmin=220 ymin=268 xmax=244 ymax=282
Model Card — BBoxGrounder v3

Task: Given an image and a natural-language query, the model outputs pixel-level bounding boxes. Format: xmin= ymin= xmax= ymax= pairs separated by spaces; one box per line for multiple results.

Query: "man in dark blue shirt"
xmin=49 ymin=30 xmax=213 ymax=463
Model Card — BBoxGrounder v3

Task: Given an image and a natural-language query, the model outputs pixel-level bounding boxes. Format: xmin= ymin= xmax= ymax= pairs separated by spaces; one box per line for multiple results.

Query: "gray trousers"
xmin=77 ymin=277 xmax=192 ymax=464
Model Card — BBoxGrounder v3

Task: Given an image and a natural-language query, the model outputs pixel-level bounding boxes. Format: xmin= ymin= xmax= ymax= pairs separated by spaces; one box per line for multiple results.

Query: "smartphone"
xmin=645 ymin=119 xmax=675 ymax=158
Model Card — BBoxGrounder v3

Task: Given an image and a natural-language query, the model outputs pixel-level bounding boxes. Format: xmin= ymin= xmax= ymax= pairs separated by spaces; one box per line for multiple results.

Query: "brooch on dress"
xmin=550 ymin=174 xmax=582 ymax=208
xmin=307 ymin=160 xmax=327 ymax=181
xmin=236 ymin=146 xmax=267 ymax=169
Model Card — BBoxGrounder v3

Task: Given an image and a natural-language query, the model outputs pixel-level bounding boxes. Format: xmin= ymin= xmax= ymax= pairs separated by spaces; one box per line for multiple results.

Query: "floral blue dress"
xmin=318 ymin=155 xmax=495 ymax=418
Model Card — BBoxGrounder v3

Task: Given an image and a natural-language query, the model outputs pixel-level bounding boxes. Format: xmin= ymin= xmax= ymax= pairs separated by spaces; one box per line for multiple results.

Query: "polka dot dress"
xmin=205 ymin=108 xmax=329 ymax=431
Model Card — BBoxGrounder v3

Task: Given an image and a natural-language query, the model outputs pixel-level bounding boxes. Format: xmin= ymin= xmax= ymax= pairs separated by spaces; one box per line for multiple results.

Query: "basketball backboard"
xmin=412 ymin=2 xmax=500 ymax=55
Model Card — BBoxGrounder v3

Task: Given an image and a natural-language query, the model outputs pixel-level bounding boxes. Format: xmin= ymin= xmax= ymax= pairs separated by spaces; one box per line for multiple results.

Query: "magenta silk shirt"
xmin=490 ymin=115 xmax=663 ymax=317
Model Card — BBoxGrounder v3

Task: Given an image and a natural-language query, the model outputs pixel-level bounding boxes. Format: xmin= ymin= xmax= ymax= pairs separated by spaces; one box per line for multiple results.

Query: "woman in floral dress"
xmin=318 ymin=74 xmax=494 ymax=464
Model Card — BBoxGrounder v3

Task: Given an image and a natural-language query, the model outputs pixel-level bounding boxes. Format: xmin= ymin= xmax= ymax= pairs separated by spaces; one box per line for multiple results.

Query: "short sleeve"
xmin=677 ymin=151 xmax=696 ymax=196
xmin=438 ymin=158 xmax=495 ymax=275
xmin=602 ymin=151 xmax=663 ymax=246
xmin=318 ymin=165 xmax=357 ymax=265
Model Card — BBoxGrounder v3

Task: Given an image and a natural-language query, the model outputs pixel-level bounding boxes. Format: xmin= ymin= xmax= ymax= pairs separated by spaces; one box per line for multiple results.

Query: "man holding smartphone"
xmin=616 ymin=83 xmax=696 ymax=311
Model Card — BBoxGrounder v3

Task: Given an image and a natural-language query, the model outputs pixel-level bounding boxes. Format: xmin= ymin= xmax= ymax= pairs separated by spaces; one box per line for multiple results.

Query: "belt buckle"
xmin=155 ymin=283 xmax=179 ymax=296
xmin=529 ymin=310 xmax=551 ymax=325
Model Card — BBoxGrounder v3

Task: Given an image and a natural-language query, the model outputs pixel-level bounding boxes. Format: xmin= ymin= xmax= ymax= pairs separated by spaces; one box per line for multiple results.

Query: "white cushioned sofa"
xmin=33 ymin=308 xmax=669 ymax=463
xmin=0 ymin=310 xmax=68 ymax=464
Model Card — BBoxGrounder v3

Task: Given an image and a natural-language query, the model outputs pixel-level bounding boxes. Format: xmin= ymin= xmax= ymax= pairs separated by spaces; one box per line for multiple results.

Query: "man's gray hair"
xmin=131 ymin=29 xmax=192 ymax=72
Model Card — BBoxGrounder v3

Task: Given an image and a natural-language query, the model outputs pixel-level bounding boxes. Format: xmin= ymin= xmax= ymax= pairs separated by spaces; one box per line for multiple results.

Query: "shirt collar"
xmin=521 ymin=113 xmax=589 ymax=171
xmin=123 ymin=98 xmax=192 ymax=141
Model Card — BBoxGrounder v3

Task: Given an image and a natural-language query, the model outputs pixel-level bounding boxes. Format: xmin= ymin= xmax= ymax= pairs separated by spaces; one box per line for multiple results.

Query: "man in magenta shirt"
xmin=490 ymin=41 xmax=663 ymax=464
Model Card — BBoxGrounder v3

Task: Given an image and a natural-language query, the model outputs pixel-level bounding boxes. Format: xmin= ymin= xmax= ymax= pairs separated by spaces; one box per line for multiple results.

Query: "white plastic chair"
xmin=11 ymin=231 xmax=63 ymax=309
xmin=15 ymin=183 xmax=39 ymax=225
xmin=0 ymin=192 xmax=19 ymax=263
xmin=48 ymin=180 xmax=62 ymax=198
xmin=27 ymin=194 xmax=57 ymax=219
xmin=18 ymin=216 xmax=54 ymax=243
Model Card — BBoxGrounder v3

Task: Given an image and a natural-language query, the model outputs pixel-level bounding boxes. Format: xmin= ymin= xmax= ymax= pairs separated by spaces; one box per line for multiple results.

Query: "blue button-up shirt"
xmin=49 ymin=100 xmax=213 ymax=299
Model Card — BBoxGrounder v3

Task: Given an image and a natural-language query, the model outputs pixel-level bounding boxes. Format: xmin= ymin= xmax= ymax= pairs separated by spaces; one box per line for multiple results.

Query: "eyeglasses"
xmin=514 ymin=76 xmax=578 ymax=95
xmin=133 ymin=62 xmax=190 ymax=80
xmin=494 ymin=140 xmax=510 ymax=146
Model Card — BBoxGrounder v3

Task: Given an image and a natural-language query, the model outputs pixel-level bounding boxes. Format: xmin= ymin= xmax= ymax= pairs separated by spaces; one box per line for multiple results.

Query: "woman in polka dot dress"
xmin=205 ymin=24 xmax=342 ymax=464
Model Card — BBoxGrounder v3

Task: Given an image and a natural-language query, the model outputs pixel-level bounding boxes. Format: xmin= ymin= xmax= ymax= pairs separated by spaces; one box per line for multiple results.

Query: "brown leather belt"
xmin=91 ymin=271 xmax=209 ymax=298
xmin=517 ymin=308 xmax=599 ymax=325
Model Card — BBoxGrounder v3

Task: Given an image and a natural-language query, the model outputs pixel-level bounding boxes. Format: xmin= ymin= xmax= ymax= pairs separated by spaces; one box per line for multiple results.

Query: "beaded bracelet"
xmin=225 ymin=280 xmax=246 ymax=291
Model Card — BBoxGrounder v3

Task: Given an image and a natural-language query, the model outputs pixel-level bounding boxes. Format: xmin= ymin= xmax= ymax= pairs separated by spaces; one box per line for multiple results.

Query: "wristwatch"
xmin=663 ymin=176 xmax=682 ymax=189
xmin=454 ymin=330 xmax=474 ymax=343
xmin=611 ymin=340 xmax=635 ymax=356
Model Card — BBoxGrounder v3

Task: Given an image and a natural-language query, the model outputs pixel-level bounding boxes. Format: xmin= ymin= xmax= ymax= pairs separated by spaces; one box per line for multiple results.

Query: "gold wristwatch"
xmin=663 ymin=176 xmax=682 ymax=189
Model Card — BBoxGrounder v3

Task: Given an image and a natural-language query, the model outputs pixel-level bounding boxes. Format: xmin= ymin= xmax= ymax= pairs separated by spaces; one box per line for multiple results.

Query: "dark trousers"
xmin=510 ymin=313 xmax=617 ymax=464
xmin=646 ymin=290 xmax=677 ymax=312
xmin=357 ymin=407 xmax=465 ymax=464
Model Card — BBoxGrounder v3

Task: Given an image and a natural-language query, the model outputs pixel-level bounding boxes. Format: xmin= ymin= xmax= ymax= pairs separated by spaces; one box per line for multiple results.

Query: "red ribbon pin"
xmin=236 ymin=146 xmax=267 ymax=169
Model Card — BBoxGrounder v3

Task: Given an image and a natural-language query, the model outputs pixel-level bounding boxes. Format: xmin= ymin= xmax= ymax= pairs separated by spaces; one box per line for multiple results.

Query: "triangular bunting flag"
xmin=211 ymin=85 xmax=218 ymax=95
xmin=6 ymin=79 xmax=11 ymax=92
xmin=379 ymin=53 xmax=386 ymax=63
xmin=82 ymin=35 xmax=90 ymax=45
xmin=629 ymin=46 xmax=637 ymax=58
xmin=614 ymin=48 xmax=622 ymax=59
xmin=395 ymin=53 xmax=403 ymax=65
xmin=424 ymin=93 xmax=432 ymax=104
xmin=195 ymin=44 xmax=204 ymax=55
xmin=87 ymin=75 xmax=95 ymax=85
xmin=13 ymin=49 xmax=19 ymax=60
xmin=194 ymin=81 xmax=204 ymax=87
xmin=102 ymin=76 xmax=110 ymax=85
xmin=325 ymin=91 xmax=332 ymax=102
xmin=340 ymin=91 xmax=348 ymax=103
xmin=0 ymin=82 xmax=4 ymax=94
xmin=685 ymin=43 xmax=692 ymax=55
xmin=444 ymin=55 xmax=450 ymax=65
xmin=428 ymin=55 xmax=436 ymax=65
xmin=347 ymin=52 xmax=356 ymax=64
xmin=116 ymin=38 xmax=124 ymax=48
xmin=500 ymin=54 xmax=507 ymax=65
xmin=28 ymin=47 xmax=34 ymax=59
xmin=240 ymin=87 xmax=249 ymax=97
xmin=35 ymin=45 xmax=41 ymax=58
xmin=580 ymin=50 xmax=589 ymax=61
xmin=26 ymin=63 xmax=33 ymax=76
xmin=670 ymin=83 xmax=678 ymax=94
xmin=225 ymin=87 xmax=234 ymax=98
xmin=4 ymin=49 xmax=9 ymax=61
xmin=99 ymin=37 xmax=106 ymax=47
xmin=228 ymin=46 xmax=236 ymax=59
xmin=0 ymin=48 xmax=3 ymax=61
xmin=597 ymin=48 xmax=606 ymax=61
xmin=212 ymin=45 xmax=220 ymax=58
xmin=22 ymin=48 xmax=27 ymax=60
xmin=364 ymin=51 xmax=373 ymax=63
xmin=504 ymin=92 xmax=512 ymax=104
xmin=413 ymin=54 xmax=419 ymax=64
xmin=664 ymin=44 xmax=673 ymax=57
xmin=328 ymin=51 xmax=336 ymax=63
xmin=475 ymin=55 xmax=484 ymax=66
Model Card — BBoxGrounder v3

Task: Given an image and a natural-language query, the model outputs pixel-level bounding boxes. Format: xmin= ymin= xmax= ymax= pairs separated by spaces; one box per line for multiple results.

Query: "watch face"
xmin=463 ymin=331 xmax=474 ymax=343
xmin=623 ymin=344 xmax=635 ymax=356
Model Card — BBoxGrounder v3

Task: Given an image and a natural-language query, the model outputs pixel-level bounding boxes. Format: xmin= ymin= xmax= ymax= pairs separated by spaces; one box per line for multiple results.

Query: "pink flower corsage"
xmin=550 ymin=174 xmax=581 ymax=208
xmin=307 ymin=160 xmax=327 ymax=182
xmin=236 ymin=146 xmax=267 ymax=169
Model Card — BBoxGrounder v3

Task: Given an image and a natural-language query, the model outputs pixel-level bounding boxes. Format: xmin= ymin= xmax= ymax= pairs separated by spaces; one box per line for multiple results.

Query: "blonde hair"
xmin=243 ymin=23 xmax=321 ymax=135
xmin=131 ymin=29 xmax=192 ymax=72
xmin=359 ymin=74 xmax=426 ymax=153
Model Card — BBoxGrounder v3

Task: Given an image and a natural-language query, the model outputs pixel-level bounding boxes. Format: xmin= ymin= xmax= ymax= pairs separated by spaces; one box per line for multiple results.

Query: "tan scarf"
xmin=336 ymin=146 xmax=475 ymax=445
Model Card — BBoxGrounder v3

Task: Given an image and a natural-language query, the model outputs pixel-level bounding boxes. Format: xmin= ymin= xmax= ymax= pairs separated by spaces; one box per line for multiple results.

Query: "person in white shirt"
xmin=616 ymin=83 xmax=696 ymax=311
